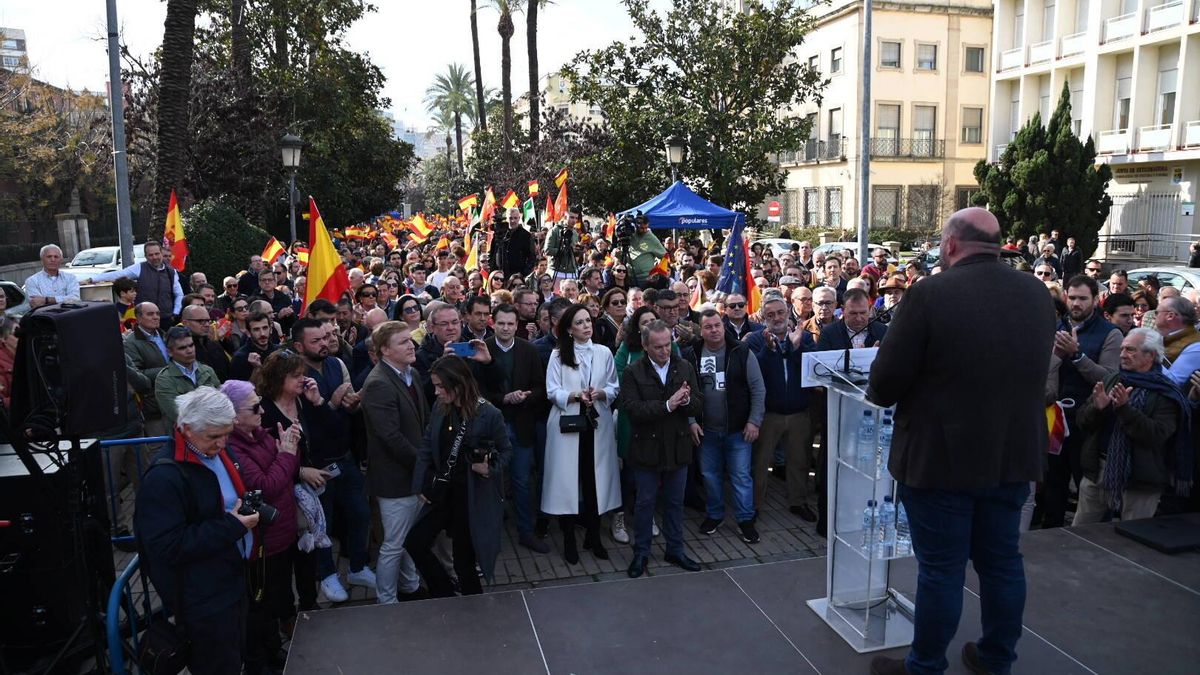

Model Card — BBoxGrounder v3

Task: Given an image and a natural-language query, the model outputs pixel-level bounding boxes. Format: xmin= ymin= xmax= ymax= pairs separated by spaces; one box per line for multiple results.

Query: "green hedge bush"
xmin=182 ymin=197 xmax=273 ymax=281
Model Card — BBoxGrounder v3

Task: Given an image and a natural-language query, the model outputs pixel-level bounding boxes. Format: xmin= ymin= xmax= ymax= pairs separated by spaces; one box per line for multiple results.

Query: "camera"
xmin=469 ymin=439 xmax=497 ymax=465
xmin=615 ymin=212 xmax=638 ymax=247
xmin=237 ymin=489 xmax=278 ymax=525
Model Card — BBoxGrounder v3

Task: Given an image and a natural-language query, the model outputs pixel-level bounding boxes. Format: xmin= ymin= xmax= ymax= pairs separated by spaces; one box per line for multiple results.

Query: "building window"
xmin=955 ymin=187 xmax=977 ymax=211
xmin=965 ymin=47 xmax=985 ymax=73
xmin=804 ymin=188 xmax=820 ymax=226
xmin=831 ymin=47 xmax=843 ymax=74
xmin=907 ymin=186 xmax=941 ymax=230
xmin=825 ymin=188 xmax=842 ymax=227
xmin=808 ymin=55 xmax=819 ymax=71
xmin=828 ymin=108 xmax=843 ymax=155
xmin=1 ymin=56 xmax=18 ymax=68
xmin=961 ymin=107 xmax=983 ymax=144
xmin=1 ymin=38 xmax=21 ymax=50
xmin=913 ymin=105 xmax=937 ymax=155
xmin=1115 ymin=77 xmax=1131 ymax=130
xmin=1156 ymin=68 xmax=1177 ymax=126
xmin=787 ymin=189 xmax=802 ymax=226
xmin=877 ymin=104 xmax=901 ymax=155
xmin=872 ymin=187 xmax=902 ymax=228
xmin=880 ymin=41 xmax=901 ymax=69
xmin=916 ymin=44 xmax=938 ymax=71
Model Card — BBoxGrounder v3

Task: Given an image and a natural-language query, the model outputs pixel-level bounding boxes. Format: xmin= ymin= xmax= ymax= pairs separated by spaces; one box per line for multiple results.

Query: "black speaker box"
xmin=10 ymin=302 xmax=126 ymax=438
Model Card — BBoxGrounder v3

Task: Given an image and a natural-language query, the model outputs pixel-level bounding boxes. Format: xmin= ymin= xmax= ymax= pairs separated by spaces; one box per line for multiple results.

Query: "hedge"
xmin=182 ymin=197 xmax=274 ymax=281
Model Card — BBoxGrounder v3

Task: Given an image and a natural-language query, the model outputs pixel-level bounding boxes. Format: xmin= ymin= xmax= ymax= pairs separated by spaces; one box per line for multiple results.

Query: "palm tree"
xmin=424 ymin=64 xmax=476 ymax=173
xmin=470 ymin=0 xmax=487 ymax=132
xmin=487 ymin=0 xmax=519 ymax=156
xmin=429 ymin=107 xmax=456 ymax=182
xmin=526 ymin=0 xmax=552 ymax=146
xmin=152 ymin=0 xmax=199 ymax=232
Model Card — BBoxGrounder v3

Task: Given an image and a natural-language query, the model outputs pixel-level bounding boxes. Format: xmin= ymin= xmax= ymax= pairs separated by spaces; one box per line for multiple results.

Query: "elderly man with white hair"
xmin=1154 ymin=295 xmax=1200 ymax=387
xmin=1072 ymin=327 xmax=1192 ymax=525
xmin=135 ymin=386 xmax=261 ymax=675
xmin=24 ymin=244 xmax=81 ymax=308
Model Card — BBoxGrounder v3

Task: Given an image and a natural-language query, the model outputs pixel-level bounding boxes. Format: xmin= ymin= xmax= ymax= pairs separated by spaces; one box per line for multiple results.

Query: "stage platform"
xmin=284 ymin=522 xmax=1199 ymax=674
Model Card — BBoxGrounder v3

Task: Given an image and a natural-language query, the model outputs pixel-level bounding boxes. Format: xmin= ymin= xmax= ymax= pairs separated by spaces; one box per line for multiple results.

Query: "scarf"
xmin=1102 ymin=367 xmax=1194 ymax=501
xmin=293 ymin=483 xmax=331 ymax=552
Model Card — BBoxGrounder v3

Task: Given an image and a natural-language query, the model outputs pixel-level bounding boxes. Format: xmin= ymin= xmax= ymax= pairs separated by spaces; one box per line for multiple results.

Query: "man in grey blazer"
xmin=867 ymin=209 xmax=1056 ymax=675
xmin=360 ymin=321 xmax=430 ymax=604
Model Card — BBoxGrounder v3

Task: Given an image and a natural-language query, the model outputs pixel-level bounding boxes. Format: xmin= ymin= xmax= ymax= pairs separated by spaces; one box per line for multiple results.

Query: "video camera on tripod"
xmin=614 ymin=211 xmax=645 ymax=248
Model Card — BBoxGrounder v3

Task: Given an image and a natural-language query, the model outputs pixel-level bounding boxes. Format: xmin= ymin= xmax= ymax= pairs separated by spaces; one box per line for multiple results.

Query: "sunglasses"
xmin=360 ymin=292 xmax=377 ymax=297
xmin=242 ymin=402 xmax=264 ymax=415
xmin=1086 ymin=268 xmax=1102 ymax=273
xmin=614 ymin=268 xmax=627 ymax=273
xmin=610 ymin=299 xmax=627 ymax=306
xmin=233 ymin=305 xmax=249 ymax=311
xmin=402 ymin=305 xmax=421 ymax=314
xmin=725 ymin=302 xmax=746 ymax=309
xmin=1035 ymin=271 xmax=1054 ymax=277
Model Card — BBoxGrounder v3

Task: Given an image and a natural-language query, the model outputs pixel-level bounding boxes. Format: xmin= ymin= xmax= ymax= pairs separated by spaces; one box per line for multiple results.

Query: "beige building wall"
xmin=774 ymin=0 xmax=994 ymax=233
xmin=514 ymin=72 xmax=605 ymax=129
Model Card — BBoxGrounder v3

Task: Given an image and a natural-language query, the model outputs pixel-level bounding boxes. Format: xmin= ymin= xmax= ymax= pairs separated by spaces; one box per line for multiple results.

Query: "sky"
xmin=0 ymin=0 xmax=641 ymax=130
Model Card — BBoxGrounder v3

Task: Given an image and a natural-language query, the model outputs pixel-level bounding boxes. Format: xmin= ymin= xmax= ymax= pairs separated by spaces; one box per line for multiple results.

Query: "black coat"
xmin=816 ymin=319 xmax=887 ymax=351
xmin=867 ymin=254 xmax=1056 ymax=490
xmin=490 ymin=225 xmax=537 ymax=278
xmin=616 ymin=356 xmax=703 ymax=470
xmin=481 ymin=337 xmax=546 ymax=446
xmin=193 ymin=334 xmax=230 ymax=382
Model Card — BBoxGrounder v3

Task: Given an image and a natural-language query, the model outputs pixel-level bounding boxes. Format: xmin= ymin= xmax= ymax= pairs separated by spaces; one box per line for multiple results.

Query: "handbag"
xmin=427 ymin=418 xmax=470 ymax=506
xmin=558 ymin=413 xmax=591 ymax=433
xmin=137 ymin=461 xmax=191 ymax=675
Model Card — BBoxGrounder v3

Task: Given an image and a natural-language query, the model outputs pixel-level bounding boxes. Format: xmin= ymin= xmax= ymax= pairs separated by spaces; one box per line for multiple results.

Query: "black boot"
xmin=582 ymin=521 xmax=608 ymax=560
xmin=561 ymin=516 xmax=579 ymax=564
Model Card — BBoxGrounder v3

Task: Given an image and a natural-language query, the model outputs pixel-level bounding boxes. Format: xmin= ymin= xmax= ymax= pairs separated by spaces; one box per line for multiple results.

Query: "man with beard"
xmin=490 ymin=207 xmax=537 ymax=278
xmin=229 ymin=311 xmax=277 ymax=381
xmin=1043 ymin=275 xmax=1121 ymax=528
xmin=513 ymin=288 xmax=541 ymax=340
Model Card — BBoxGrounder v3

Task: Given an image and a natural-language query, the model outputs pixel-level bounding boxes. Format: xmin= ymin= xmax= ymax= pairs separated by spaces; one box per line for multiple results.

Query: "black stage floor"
xmin=285 ymin=523 xmax=1199 ymax=674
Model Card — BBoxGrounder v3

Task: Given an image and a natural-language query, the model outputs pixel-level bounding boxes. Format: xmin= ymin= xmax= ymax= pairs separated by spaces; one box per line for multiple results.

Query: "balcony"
xmin=777 ymin=137 xmax=847 ymax=164
xmin=994 ymin=144 xmax=1009 ymax=160
xmin=1060 ymin=32 xmax=1087 ymax=57
xmin=1098 ymin=129 xmax=1130 ymax=154
xmin=870 ymin=137 xmax=945 ymax=160
xmin=1104 ymin=12 xmax=1138 ymax=42
xmin=1137 ymin=124 xmax=1173 ymax=151
xmin=1029 ymin=40 xmax=1055 ymax=64
xmin=999 ymin=46 xmax=1024 ymax=71
xmin=1146 ymin=1 xmax=1185 ymax=32
xmin=1184 ymin=121 xmax=1200 ymax=148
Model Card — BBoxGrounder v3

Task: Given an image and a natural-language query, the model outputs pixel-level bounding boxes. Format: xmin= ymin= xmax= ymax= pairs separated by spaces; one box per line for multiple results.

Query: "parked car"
xmin=812 ymin=242 xmax=898 ymax=264
xmin=1 ymin=280 xmax=30 ymax=317
xmin=1124 ymin=267 xmax=1200 ymax=294
xmin=63 ymin=244 xmax=146 ymax=280
xmin=916 ymin=246 xmax=1026 ymax=272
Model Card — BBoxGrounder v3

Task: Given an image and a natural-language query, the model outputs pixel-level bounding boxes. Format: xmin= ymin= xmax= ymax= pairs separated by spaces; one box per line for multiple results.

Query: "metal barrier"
xmin=106 ymin=555 xmax=152 ymax=675
xmin=98 ymin=436 xmax=171 ymax=547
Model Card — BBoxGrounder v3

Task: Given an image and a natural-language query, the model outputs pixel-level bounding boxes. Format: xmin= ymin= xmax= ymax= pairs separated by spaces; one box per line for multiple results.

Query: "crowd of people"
xmin=6 ymin=207 xmax=1199 ymax=675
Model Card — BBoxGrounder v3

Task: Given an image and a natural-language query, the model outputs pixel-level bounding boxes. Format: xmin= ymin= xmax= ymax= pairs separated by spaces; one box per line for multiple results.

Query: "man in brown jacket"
xmin=617 ymin=319 xmax=704 ymax=578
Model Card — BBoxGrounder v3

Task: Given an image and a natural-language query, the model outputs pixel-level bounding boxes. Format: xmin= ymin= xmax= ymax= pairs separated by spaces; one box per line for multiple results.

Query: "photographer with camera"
xmin=626 ymin=213 xmax=667 ymax=289
xmin=222 ymin=379 xmax=299 ymax=675
xmin=405 ymin=356 xmax=512 ymax=597
xmin=545 ymin=208 xmax=582 ymax=288
xmin=134 ymin=386 xmax=260 ymax=675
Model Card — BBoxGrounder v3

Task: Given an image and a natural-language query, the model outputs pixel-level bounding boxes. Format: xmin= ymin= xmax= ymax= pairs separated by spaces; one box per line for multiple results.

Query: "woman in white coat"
xmin=542 ymin=303 xmax=621 ymax=564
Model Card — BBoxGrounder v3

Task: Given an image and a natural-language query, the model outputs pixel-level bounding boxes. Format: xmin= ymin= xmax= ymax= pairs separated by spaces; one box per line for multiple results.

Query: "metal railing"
xmin=1104 ymin=12 xmax=1138 ymax=42
xmin=777 ymin=137 xmax=847 ymax=164
xmin=869 ymin=137 xmax=945 ymax=159
xmin=1146 ymin=0 xmax=1185 ymax=32
xmin=100 ymin=435 xmax=172 ymax=548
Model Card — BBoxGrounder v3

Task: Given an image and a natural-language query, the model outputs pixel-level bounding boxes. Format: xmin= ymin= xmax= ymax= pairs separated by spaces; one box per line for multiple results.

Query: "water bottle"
xmin=861 ymin=500 xmax=877 ymax=556
xmin=856 ymin=411 xmax=876 ymax=474
xmin=877 ymin=496 xmax=896 ymax=559
xmin=895 ymin=502 xmax=911 ymax=557
xmin=876 ymin=411 xmax=894 ymax=478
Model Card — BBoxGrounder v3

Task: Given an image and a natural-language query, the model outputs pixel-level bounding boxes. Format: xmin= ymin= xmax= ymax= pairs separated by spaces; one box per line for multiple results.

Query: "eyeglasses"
xmin=359 ymin=292 xmax=376 ymax=298
xmin=1035 ymin=271 xmax=1054 ymax=277
xmin=614 ymin=268 xmax=627 ymax=273
xmin=725 ymin=302 xmax=746 ymax=309
xmin=402 ymin=305 xmax=421 ymax=314
xmin=1086 ymin=268 xmax=1102 ymax=273
xmin=815 ymin=301 xmax=834 ymax=307
xmin=433 ymin=319 xmax=461 ymax=328
xmin=609 ymin=299 xmax=627 ymax=306
xmin=233 ymin=305 xmax=249 ymax=311
xmin=185 ymin=317 xmax=213 ymax=324
xmin=242 ymin=402 xmax=264 ymax=415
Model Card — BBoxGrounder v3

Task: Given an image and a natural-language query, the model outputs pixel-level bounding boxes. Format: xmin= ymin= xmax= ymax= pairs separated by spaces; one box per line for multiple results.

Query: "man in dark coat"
xmin=489 ymin=208 xmax=537 ymax=278
xmin=482 ymin=304 xmax=549 ymax=553
xmin=617 ymin=319 xmax=704 ymax=578
xmin=360 ymin=321 xmax=429 ymax=604
xmin=815 ymin=288 xmax=887 ymax=351
xmin=867 ymin=208 xmax=1055 ymax=675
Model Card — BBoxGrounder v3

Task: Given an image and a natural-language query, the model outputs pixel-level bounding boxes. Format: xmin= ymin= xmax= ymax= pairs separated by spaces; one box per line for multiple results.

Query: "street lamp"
xmin=664 ymin=135 xmax=686 ymax=183
xmin=280 ymin=131 xmax=303 ymax=243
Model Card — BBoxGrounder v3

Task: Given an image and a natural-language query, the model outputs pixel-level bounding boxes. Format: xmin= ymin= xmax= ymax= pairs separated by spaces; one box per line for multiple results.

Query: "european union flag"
xmin=715 ymin=222 xmax=761 ymax=313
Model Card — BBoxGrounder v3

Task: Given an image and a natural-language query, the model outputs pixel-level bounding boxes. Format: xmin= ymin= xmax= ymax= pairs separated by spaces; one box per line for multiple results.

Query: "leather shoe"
xmin=627 ymin=554 xmax=648 ymax=578
xmin=663 ymin=553 xmax=701 ymax=572
xmin=962 ymin=642 xmax=996 ymax=675
xmin=869 ymin=656 xmax=908 ymax=675
xmin=790 ymin=504 xmax=818 ymax=522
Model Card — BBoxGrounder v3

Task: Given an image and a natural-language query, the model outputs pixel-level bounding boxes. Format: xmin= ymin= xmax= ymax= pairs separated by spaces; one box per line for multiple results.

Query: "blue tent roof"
xmin=618 ymin=180 xmax=745 ymax=230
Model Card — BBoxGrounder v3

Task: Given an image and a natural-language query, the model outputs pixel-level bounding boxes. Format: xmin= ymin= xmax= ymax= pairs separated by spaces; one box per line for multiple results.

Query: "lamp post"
xmin=280 ymin=132 xmax=303 ymax=243
xmin=664 ymin=135 xmax=686 ymax=183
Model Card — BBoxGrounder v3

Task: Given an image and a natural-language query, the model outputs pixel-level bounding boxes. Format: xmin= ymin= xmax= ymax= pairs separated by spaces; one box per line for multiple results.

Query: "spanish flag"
xmin=480 ymin=187 xmax=498 ymax=226
xmin=458 ymin=193 xmax=479 ymax=212
xmin=501 ymin=190 xmax=520 ymax=210
xmin=163 ymin=190 xmax=188 ymax=272
xmin=294 ymin=245 xmax=310 ymax=266
xmin=261 ymin=237 xmax=285 ymax=265
xmin=305 ymin=197 xmax=350 ymax=309
xmin=435 ymin=236 xmax=450 ymax=251
xmin=463 ymin=228 xmax=478 ymax=270
xmin=408 ymin=231 xmax=430 ymax=245
xmin=380 ymin=231 xmax=400 ymax=251
xmin=554 ymin=167 xmax=569 ymax=189
xmin=1046 ymin=401 xmax=1069 ymax=455
xmin=527 ymin=179 xmax=540 ymax=197
xmin=544 ymin=194 xmax=556 ymax=224
xmin=553 ymin=182 xmax=569 ymax=225
xmin=651 ymin=254 xmax=671 ymax=277
xmin=408 ymin=213 xmax=433 ymax=238
xmin=605 ymin=213 xmax=617 ymax=239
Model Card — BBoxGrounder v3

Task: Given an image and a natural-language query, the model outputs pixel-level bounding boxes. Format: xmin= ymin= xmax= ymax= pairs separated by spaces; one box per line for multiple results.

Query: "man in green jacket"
xmin=154 ymin=326 xmax=221 ymax=426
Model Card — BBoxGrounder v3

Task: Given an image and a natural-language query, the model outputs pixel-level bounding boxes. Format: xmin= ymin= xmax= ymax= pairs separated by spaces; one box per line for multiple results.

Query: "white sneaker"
xmin=320 ymin=573 xmax=349 ymax=602
xmin=347 ymin=567 xmax=377 ymax=589
xmin=611 ymin=512 xmax=630 ymax=545
xmin=653 ymin=518 xmax=661 ymax=538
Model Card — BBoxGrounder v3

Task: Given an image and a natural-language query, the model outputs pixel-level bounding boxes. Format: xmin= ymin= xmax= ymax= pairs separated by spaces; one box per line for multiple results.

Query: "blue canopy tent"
xmin=617 ymin=180 xmax=745 ymax=230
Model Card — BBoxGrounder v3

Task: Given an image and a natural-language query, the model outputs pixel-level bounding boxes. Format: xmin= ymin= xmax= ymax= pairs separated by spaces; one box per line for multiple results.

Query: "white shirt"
xmin=651 ymin=358 xmax=670 ymax=385
xmin=383 ymin=359 xmax=413 ymax=387
xmin=24 ymin=269 xmax=81 ymax=303
xmin=494 ymin=337 xmax=516 ymax=352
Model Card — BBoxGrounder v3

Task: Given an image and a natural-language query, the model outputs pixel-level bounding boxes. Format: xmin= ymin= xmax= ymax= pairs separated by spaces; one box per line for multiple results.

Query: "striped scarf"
xmin=1100 ymin=387 xmax=1150 ymax=509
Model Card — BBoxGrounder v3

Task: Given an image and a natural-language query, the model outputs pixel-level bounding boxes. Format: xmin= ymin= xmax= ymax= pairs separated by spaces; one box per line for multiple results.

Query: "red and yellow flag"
xmin=501 ymin=190 xmax=520 ymax=210
xmin=305 ymin=197 xmax=350 ymax=309
xmin=344 ymin=225 xmax=372 ymax=240
xmin=380 ymin=231 xmax=400 ymax=251
xmin=435 ymin=236 xmax=450 ymax=251
xmin=261 ymin=237 xmax=285 ymax=265
xmin=294 ymin=245 xmax=310 ymax=266
xmin=651 ymin=254 xmax=671 ymax=277
xmin=554 ymin=167 xmax=569 ymax=189
xmin=408 ymin=213 xmax=433 ymax=238
xmin=163 ymin=190 xmax=188 ymax=272
xmin=553 ymin=183 xmax=569 ymax=224
xmin=463 ymin=228 xmax=478 ymax=270
xmin=458 ymin=193 xmax=479 ymax=212
xmin=480 ymin=187 xmax=498 ymax=225
xmin=544 ymin=194 xmax=556 ymax=224
xmin=605 ymin=213 xmax=617 ymax=239
xmin=527 ymin=179 xmax=540 ymax=197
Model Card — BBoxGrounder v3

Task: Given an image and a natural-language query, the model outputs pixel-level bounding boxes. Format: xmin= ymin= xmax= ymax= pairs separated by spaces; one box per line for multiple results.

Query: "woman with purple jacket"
xmin=222 ymin=379 xmax=301 ymax=675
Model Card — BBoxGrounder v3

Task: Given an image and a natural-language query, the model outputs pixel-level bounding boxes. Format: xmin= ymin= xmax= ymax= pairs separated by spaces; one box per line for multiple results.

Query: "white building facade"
xmin=989 ymin=0 xmax=1200 ymax=262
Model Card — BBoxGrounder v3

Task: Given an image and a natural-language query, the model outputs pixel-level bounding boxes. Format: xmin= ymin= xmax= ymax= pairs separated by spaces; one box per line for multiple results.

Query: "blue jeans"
xmin=632 ymin=466 xmax=687 ymax=558
xmin=899 ymin=482 xmax=1029 ymax=675
xmin=507 ymin=421 xmax=536 ymax=536
xmin=699 ymin=430 xmax=754 ymax=523
xmin=316 ymin=457 xmax=371 ymax=578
